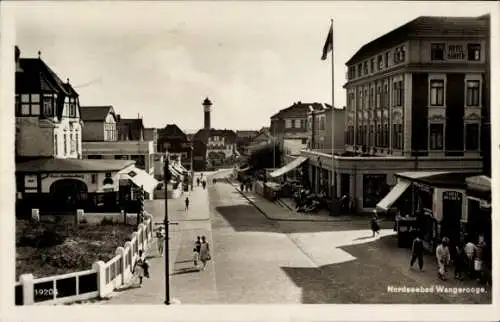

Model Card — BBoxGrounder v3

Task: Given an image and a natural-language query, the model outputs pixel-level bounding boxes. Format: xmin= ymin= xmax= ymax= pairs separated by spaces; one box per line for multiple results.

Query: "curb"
xmin=229 ymin=181 xmax=389 ymax=223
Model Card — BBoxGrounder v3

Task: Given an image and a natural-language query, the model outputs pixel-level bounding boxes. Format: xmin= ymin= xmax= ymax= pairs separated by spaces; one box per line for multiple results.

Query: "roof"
xmin=192 ymin=128 xmax=237 ymax=144
xmin=158 ymin=124 xmax=187 ymax=140
xmin=236 ymin=130 xmax=259 ymax=138
xmin=346 ymin=15 xmax=489 ymax=65
xmin=270 ymin=102 xmax=331 ymax=119
xmin=80 ymin=106 xmax=116 ymax=122
xmin=16 ymin=57 xmax=80 ymax=119
xmin=396 ymin=171 xmax=481 ymax=188
xmin=117 ymin=118 xmax=144 ymax=140
xmin=16 ymin=159 xmax=134 ymax=173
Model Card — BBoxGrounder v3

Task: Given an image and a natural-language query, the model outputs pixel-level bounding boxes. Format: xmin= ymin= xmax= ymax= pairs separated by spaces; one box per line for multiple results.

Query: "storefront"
xmin=268 ymin=156 xmax=309 ymax=184
xmin=465 ymin=175 xmax=491 ymax=245
xmin=16 ymin=159 xmax=158 ymax=214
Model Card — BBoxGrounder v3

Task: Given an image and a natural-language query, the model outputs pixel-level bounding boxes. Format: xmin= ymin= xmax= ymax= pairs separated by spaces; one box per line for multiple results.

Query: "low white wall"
xmin=16 ymin=213 xmax=154 ymax=305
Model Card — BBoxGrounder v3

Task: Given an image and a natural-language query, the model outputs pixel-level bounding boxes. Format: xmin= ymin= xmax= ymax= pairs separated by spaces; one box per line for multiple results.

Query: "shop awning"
xmin=168 ymin=165 xmax=182 ymax=178
xmin=269 ymin=156 xmax=308 ymax=178
xmin=174 ymin=163 xmax=187 ymax=173
xmin=376 ymin=180 xmax=411 ymax=212
xmin=237 ymin=165 xmax=252 ymax=173
xmin=120 ymin=167 xmax=159 ymax=192
xmin=466 ymin=175 xmax=491 ymax=192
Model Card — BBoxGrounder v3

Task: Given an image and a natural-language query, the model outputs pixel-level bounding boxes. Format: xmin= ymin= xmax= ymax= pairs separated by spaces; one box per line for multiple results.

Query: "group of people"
xmin=196 ymin=173 xmax=207 ymax=190
xmin=409 ymin=234 xmax=489 ymax=284
xmin=193 ymin=235 xmax=211 ymax=271
xmin=240 ymin=179 xmax=252 ymax=192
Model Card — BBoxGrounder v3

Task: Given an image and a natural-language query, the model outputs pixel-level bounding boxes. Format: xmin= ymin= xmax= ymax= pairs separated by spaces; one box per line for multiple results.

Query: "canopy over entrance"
xmin=376 ymin=180 xmax=411 ymax=212
xmin=269 ymin=156 xmax=308 ymax=178
xmin=119 ymin=166 xmax=159 ymax=192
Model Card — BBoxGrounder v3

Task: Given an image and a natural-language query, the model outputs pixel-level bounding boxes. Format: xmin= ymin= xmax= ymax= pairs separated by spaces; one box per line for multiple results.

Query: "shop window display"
xmin=362 ymin=174 xmax=388 ymax=208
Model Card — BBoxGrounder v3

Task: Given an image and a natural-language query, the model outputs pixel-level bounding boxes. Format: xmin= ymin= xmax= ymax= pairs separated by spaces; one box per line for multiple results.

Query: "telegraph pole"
xmin=163 ymin=152 xmax=171 ymax=305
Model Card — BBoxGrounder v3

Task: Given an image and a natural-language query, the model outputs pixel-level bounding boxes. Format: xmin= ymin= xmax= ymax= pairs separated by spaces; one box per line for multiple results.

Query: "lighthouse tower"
xmin=203 ymin=97 xmax=212 ymax=130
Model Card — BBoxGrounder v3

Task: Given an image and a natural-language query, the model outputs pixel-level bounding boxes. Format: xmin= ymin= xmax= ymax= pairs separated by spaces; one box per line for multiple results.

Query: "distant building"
xmin=117 ymin=117 xmax=144 ymax=141
xmin=80 ymin=105 xmax=118 ymax=142
xmin=192 ymin=97 xmax=238 ymax=170
xmin=247 ymin=128 xmax=272 ymax=153
xmin=144 ymin=128 xmax=158 ymax=152
xmin=308 ymin=105 xmax=346 ymax=154
xmin=236 ymin=130 xmax=259 ymax=155
xmin=157 ymin=124 xmax=192 ymax=171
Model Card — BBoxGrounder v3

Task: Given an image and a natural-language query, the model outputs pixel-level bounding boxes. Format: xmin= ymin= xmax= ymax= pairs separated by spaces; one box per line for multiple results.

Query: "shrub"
xmin=100 ymin=217 xmax=115 ymax=226
xmin=17 ymin=224 xmax=68 ymax=248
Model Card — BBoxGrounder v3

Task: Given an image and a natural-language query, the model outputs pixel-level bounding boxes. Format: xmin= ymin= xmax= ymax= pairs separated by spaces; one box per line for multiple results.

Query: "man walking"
xmin=409 ymin=235 xmax=424 ymax=271
xmin=436 ymin=237 xmax=450 ymax=281
xmin=185 ymin=196 xmax=190 ymax=211
xmin=156 ymin=226 xmax=165 ymax=256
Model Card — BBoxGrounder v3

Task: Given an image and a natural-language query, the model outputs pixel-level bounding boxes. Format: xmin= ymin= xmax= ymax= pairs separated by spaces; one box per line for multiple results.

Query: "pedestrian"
xmin=132 ymin=250 xmax=149 ymax=286
xmin=202 ymin=180 xmax=206 ymax=190
xmin=409 ymin=235 xmax=424 ymax=271
xmin=197 ymin=177 xmax=200 ymax=187
xmin=370 ymin=213 xmax=380 ymax=237
xmin=436 ymin=237 xmax=450 ymax=281
xmin=193 ymin=247 xmax=200 ymax=269
xmin=199 ymin=235 xmax=211 ymax=270
xmin=453 ymin=242 xmax=466 ymax=280
xmin=195 ymin=236 xmax=201 ymax=253
xmin=464 ymin=239 xmax=476 ymax=278
xmin=185 ymin=196 xmax=190 ymax=211
xmin=156 ymin=226 xmax=165 ymax=256
xmin=475 ymin=236 xmax=486 ymax=284
xmin=240 ymin=183 xmax=244 ymax=191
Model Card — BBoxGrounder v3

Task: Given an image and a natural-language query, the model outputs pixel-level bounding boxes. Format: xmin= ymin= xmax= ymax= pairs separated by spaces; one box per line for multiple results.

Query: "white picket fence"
xmin=16 ymin=214 xmax=154 ymax=305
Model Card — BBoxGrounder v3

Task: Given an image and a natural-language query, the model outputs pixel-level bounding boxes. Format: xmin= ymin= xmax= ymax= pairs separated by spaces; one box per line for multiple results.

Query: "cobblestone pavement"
xmin=95 ymin=171 xmax=491 ymax=304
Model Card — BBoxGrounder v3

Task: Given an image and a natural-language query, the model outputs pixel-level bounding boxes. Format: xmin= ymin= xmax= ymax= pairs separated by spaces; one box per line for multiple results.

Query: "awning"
xmin=466 ymin=175 xmax=491 ymax=192
xmin=269 ymin=156 xmax=308 ymax=178
xmin=376 ymin=180 xmax=411 ymax=212
xmin=174 ymin=163 xmax=187 ymax=173
xmin=237 ymin=166 xmax=252 ymax=173
xmin=119 ymin=167 xmax=159 ymax=192
xmin=169 ymin=165 xmax=182 ymax=178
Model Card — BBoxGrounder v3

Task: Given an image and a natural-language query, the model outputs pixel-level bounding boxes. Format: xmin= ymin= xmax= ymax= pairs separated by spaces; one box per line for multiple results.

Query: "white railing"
xmin=16 ymin=213 xmax=154 ymax=305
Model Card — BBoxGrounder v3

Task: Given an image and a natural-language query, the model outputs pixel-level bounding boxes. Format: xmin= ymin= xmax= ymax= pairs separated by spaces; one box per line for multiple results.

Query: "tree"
xmin=248 ymin=142 xmax=282 ymax=171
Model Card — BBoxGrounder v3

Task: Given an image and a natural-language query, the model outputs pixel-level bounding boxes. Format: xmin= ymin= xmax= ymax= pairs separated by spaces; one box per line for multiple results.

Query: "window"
xmin=370 ymin=125 xmax=374 ymax=146
xmin=364 ymin=89 xmax=368 ymax=108
xmin=91 ymin=174 xmax=97 ymax=184
xmin=357 ymin=89 xmax=362 ymax=109
xmin=70 ymin=133 xmax=75 ymax=154
xmin=363 ymin=125 xmax=368 ymax=145
xmin=21 ymin=104 xmax=30 ymax=115
xmin=357 ymin=125 xmax=362 ymax=145
xmin=465 ymin=123 xmax=479 ymax=151
xmin=43 ymin=95 xmax=53 ymax=116
xmin=392 ymin=124 xmax=403 ymax=149
xmin=300 ymin=119 xmax=305 ymax=129
xmin=430 ymin=79 xmax=445 ymax=106
xmin=54 ymin=134 xmax=58 ymax=155
xmin=301 ymin=138 xmax=307 ymax=144
xmin=63 ymin=133 xmax=68 ymax=155
xmin=400 ymin=46 xmax=406 ymax=62
xmin=466 ymin=80 xmax=480 ymax=106
xmin=21 ymin=94 xmax=29 ymax=103
xmin=429 ymin=123 xmax=444 ymax=150
xmin=431 ymin=43 xmax=445 ymax=61
xmin=467 ymin=44 xmax=481 ymax=61
xmin=376 ymin=124 xmax=382 ymax=147
xmin=369 ymin=88 xmax=374 ymax=108
xmin=383 ymin=84 xmax=388 ymax=107
xmin=31 ymin=94 xmax=40 ymax=103
xmin=378 ymin=55 xmax=383 ymax=70
xmin=393 ymin=81 xmax=403 ymax=106
xmin=370 ymin=58 xmax=375 ymax=73
xmin=357 ymin=64 xmax=362 ymax=77
xmin=376 ymin=86 xmax=381 ymax=108
xmin=31 ymin=104 xmax=40 ymax=115
xmin=383 ymin=124 xmax=389 ymax=148
xmin=285 ymin=119 xmax=292 ymax=128
xmin=363 ymin=62 xmax=368 ymax=75
xmin=76 ymin=132 xmax=79 ymax=154
xmin=319 ymin=116 xmax=325 ymax=130
xmin=384 ymin=52 xmax=389 ymax=68
xmin=393 ymin=48 xmax=400 ymax=64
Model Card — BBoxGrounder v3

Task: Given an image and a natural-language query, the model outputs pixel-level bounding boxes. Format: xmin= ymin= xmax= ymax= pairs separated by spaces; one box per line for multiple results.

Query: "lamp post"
xmin=136 ymin=185 xmax=145 ymax=230
xmin=163 ymin=152 xmax=172 ymax=305
xmin=317 ymin=156 xmax=322 ymax=194
xmin=190 ymin=144 xmax=194 ymax=191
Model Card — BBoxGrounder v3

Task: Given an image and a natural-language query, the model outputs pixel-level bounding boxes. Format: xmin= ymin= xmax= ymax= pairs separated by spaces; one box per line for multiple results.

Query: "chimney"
xmin=116 ymin=114 xmax=121 ymax=122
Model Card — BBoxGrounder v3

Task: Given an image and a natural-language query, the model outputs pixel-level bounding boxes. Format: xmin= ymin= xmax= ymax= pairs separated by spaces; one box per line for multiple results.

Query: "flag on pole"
xmin=321 ymin=23 xmax=333 ymax=60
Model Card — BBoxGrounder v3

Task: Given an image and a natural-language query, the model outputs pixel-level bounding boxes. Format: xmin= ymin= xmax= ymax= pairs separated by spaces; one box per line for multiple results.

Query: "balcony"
xmin=83 ymin=140 xmax=155 ymax=155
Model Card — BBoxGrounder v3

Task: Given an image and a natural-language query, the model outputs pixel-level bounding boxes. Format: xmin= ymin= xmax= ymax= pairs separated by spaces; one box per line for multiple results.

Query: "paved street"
xmin=103 ymin=170 xmax=491 ymax=305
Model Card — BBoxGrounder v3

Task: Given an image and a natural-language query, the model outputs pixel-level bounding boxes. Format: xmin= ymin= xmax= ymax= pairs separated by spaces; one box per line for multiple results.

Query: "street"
xmin=105 ymin=171 xmax=491 ymax=305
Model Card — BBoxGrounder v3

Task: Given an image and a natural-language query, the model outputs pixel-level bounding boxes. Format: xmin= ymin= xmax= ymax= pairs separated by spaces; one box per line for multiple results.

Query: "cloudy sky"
xmin=8 ymin=1 xmax=493 ymax=132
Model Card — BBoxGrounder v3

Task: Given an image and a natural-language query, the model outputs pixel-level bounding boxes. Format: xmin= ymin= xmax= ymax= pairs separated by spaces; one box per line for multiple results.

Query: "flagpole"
xmin=330 ymin=19 xmax=336 ymax=198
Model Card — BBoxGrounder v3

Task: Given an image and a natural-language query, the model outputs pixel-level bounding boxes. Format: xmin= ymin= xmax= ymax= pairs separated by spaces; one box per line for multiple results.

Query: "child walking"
xmin=193 ymin=247 xmax=200 ymax=269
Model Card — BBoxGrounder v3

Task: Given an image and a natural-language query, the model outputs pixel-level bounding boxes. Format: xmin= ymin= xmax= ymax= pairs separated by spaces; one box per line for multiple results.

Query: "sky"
xmin=8 ymin=1 xmax=494 ymax=133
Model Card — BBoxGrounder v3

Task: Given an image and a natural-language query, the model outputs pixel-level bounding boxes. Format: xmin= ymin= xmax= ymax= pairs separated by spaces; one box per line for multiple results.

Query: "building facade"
xmin=301 ymin=15 xmax=489 ymax=212
xmin=157 ymin=124 xmax=192 ymax=170
xmin=80 ymin=106 xmax=118 ymax=142
xmin=15 ymin=47 xmax=83 ymax=162
xmin=308 ymin=105 xmax=346 ymax=154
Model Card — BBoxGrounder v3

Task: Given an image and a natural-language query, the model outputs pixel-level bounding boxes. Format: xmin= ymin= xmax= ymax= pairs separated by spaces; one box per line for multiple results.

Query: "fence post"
xmin=76 ymin=209 xmax=84 ymax=226
xmin=31 ymin=209 xmax=40 ymax=223
xmin=92 ymin=260 xmax=107 ymax=298
xmin=115 ymin=247 xmax=126 ymax=287
xmin=131 ymin=232 xmax=138 ymax=253
xmin=19 ymin=273 xmax=34 ymax=305
xmin=138 ymin=224 xmax=146 ymax=250
xmin=124 ymin=241 xmax=133 ymax=283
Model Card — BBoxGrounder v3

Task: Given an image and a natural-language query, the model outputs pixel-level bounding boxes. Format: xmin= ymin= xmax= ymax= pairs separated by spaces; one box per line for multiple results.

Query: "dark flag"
xmin=321 ymin=24 xmax=333 ymax=60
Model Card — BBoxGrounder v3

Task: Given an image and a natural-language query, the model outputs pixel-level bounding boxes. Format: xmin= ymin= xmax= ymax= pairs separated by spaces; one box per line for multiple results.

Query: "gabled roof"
xmin=80 ymin=106 xmax=116 ymax=122
xmin=192 ymin=128 xmax=237 ymax=144
xmin=271 ymin=102 xmax=331 ymax=119
xmin=117 ymin=118 xmax=144 ymax=140
xmin=158 ymin=124 xmax=187 ymax=140
xmin=236 ymin=130 xmax=259 ymax=139
xmin=346 ymin=15 xmax=489 ymax=65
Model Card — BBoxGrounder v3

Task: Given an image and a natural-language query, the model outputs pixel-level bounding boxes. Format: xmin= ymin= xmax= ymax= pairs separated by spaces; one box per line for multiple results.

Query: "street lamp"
xmin=163 ymin=152 xmax=172 ymax=305
xmin=190 ymin=143 xmax=194 ymax=191
xmin=317 ymin=156 xmax=322 ymax=193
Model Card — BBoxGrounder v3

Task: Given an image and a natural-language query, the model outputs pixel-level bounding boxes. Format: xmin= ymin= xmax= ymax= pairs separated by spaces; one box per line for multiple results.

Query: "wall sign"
xmin=49 ymin=173 xmax=85 ymax=179
xmin=447 ymin=44 xmax=465 ymax=60
xmin=443 ymin=191 xmax=462 ymax=202
xmin=24 ymin=175 xmax=38 ymax=193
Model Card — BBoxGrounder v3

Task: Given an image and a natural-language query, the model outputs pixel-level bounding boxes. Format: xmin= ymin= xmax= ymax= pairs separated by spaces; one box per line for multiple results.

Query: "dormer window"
xmin=68 ymin=97 xmax=77 ymax=117
xmin=19 ymin=93 xmax=40 ymax=116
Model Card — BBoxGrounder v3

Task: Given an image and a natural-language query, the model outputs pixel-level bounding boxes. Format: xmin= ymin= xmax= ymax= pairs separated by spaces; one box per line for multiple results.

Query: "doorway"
xmin=49 ymin=179 xmax=88 ymax=211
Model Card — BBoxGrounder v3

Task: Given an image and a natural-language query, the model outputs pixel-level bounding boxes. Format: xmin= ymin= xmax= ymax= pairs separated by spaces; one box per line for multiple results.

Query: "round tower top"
xmin=202 ymin=97 xmax=212 ymax=107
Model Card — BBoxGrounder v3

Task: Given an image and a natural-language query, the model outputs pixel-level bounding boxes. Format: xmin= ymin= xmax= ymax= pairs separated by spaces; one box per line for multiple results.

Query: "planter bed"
xmin=16 ymin=220 xmax=135 ymax=279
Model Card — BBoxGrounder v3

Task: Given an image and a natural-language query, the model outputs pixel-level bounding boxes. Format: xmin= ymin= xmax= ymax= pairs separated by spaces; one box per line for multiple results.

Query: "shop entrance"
xmin=49 ymin=179 xmax=88 ymax=211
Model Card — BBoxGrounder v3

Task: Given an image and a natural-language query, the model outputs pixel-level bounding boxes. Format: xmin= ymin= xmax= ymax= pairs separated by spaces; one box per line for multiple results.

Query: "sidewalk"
xmin=230 ymin=181 xmax=374 ymax=222
xmin=102 ymin=184 xmax=213 ymax=304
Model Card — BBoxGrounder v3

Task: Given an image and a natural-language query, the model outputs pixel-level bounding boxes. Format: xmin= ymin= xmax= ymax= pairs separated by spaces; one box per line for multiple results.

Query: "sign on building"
xmin=447 ymin=44 xmax=465 ymax=60
xmin=24 ymin=175 xmax=38 ymax=193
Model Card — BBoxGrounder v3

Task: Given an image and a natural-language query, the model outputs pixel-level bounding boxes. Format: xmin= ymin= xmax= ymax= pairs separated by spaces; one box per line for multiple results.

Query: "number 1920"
xmin=34 ymin=288 xmax=57 ymax=296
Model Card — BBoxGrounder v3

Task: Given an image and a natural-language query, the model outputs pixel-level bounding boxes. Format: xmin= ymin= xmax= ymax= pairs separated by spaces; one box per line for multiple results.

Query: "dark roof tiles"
xmin=80 ymin=106 xmax=115 ymax=122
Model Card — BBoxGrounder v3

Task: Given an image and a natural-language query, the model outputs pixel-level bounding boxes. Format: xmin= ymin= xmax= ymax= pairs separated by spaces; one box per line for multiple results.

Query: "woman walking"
xmin=199 ymin=236 xmax=211 ymax=271
xmin=132 ymin=250 xmax=148 ymax=286
xmin=156 ymin=226 xmax=165 ymax=256
xmin=370 ymin=213 xmax=380 ymax=237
